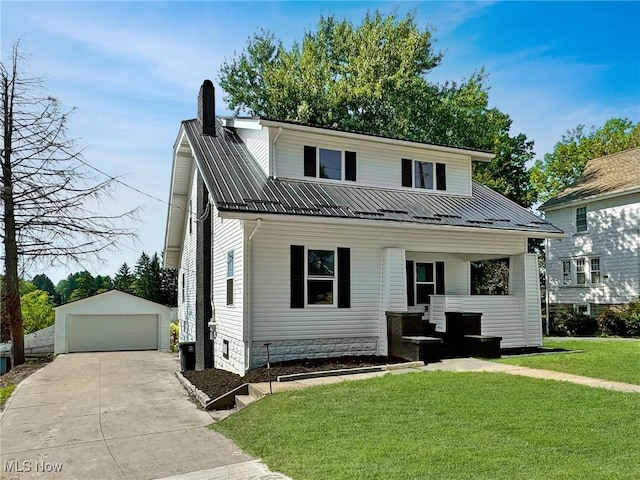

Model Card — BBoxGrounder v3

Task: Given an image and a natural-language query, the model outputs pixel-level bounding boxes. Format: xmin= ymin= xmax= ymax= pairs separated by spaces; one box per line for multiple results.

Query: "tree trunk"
xmin=2 ymin=61 xmax=25 ymax=366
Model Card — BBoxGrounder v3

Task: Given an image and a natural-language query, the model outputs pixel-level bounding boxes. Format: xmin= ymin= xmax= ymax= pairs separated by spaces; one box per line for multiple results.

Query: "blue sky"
xmin=2 ymin=1 xmax=639 ymax=283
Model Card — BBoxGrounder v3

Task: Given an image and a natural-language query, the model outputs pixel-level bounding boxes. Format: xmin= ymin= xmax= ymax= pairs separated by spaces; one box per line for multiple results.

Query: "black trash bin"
xmin=179 ymin=342 xmax=196 ymax=371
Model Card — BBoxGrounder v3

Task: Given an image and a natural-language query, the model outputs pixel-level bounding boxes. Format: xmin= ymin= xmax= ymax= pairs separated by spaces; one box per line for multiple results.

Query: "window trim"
xmin=303 ymin=145 xmax=356 ymax=182
xmin=562 ymin=260 xmax=572 ymax=286
xmin=226 ymin=250 xmax=234 ymax=306
xmin=415 ymin=262 xmax=435 ymax=305
xmin=574 ymin=303 xmax=590 ymax=316
xmin=590 ymin=258 xmax=601 ymax=284
xmin=560 ymin=256 xmax=601 ymax=286
xmin=576 ymin=206 xmax=587 ymax=232
xmin=576 ymin=258 xmax=586 ymax=285
xmin=403 ymin=158 xmax=447 ymax=191
xmin=306 ymin=247 xmax=337 ymax=306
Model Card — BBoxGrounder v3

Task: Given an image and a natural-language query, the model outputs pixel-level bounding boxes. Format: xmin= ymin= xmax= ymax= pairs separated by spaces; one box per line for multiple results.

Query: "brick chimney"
xmin=197 ymin=79 xmax=216 ymax=136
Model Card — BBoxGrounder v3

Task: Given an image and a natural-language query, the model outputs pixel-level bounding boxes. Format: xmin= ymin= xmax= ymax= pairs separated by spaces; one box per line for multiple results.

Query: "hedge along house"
xmin=164 ymin=80 xmax=565 ymax=374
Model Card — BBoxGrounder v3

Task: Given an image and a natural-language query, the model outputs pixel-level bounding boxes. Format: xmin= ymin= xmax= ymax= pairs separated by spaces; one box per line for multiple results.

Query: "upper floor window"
xmin=304 ymin=146 xmax=356 ymax=181
xmin=576 ymin=206 xmax=587 ymax=232
xmin=402 ymin=159 xmax=446 ymax=190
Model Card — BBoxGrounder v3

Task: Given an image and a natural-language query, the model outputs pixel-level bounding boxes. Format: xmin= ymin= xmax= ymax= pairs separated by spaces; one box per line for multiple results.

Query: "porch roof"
xmin=183 ymin=118 xmax=563 ymax=236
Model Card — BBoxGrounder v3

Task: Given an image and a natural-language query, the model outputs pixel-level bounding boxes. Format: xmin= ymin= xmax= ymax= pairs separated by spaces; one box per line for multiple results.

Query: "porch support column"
xmin=509 ymin=253 xmax=543 ymax=347
xmin=379 ymin=248 xmax=407 ymax=355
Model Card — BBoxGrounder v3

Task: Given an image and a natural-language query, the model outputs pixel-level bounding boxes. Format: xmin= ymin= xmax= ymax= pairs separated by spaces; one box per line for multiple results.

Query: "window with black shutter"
xmin=436 ymin=163 xmax=447 ymax=190
xmin=345 ymin=151 xmax=357 ymax=181
xmin=402 ymin=159 xmax=412 ymax=187
xmin=304 ymin=146 xmax=317 ymax=177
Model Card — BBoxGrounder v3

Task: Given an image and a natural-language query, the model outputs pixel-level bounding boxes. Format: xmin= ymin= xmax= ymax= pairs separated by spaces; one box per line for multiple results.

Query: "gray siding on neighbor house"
xmin=545 ymin=192 xmax=640 ymax=307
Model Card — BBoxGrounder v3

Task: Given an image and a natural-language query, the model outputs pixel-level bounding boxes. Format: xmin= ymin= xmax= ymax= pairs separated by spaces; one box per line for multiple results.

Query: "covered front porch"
xmin=380 ymin=248 xmax=542 ymax=355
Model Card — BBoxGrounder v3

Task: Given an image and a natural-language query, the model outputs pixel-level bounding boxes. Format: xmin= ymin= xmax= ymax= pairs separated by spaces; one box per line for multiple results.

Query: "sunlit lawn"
xmin=213 ymin=371 xmax=640 ymax=480
xmin=498 ymin=338 xmax=640 ymax=385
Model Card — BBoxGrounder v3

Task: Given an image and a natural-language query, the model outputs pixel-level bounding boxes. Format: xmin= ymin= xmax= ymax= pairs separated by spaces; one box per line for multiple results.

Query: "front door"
xmin=406 ymin=260 xmax=445 ymax=307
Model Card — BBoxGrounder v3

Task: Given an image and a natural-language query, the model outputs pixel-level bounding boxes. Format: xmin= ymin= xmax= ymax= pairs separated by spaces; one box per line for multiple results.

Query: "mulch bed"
xmin=0 ymin=356 xmax=54 ymax=389
xmin=182 ymin=355 xmax=406 ymax=401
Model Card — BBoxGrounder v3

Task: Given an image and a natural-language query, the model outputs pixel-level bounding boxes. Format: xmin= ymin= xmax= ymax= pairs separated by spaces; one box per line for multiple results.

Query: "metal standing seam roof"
xmin=183 ymin=119 xmax=563 ymax=236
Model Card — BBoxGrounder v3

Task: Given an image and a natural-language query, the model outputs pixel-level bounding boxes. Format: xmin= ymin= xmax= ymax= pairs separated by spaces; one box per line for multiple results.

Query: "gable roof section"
xmin=179 ymin=118 xmax=562 ymax=236
xmin=540 ymin=147 xmax=640 ymax=210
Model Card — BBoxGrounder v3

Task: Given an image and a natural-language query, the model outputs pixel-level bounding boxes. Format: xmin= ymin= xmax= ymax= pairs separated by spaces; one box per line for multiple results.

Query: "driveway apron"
xmin=0 ymin=352 xmax=284 ymax=479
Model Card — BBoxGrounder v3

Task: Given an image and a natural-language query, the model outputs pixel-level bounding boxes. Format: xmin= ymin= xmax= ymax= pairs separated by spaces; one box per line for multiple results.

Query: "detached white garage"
xmin=54 ymin=290 xmax=171 ymax=353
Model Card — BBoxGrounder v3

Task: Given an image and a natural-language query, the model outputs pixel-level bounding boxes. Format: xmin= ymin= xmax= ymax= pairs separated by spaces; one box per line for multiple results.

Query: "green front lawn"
xmin=213 ymin=371 xmax=640 ymax=479
xmin=498 ymin=338 xmax=640 ymax=385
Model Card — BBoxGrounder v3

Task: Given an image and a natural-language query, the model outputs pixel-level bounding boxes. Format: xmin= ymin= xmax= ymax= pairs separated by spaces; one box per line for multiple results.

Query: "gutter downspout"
xmin=245 ymin=218 xmax=263 ymax=372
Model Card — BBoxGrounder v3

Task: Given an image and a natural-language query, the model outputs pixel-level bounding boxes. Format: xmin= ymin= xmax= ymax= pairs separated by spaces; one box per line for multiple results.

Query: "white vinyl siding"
xmin=249 ymin=218 xmax=528 ymax=348
xmin=545 ymin=192 xmax=640 ymax=305
xmin=430 ymin=296 xmax=527 ymax=348
xmin=274 ymin=128 xmax=471 ymax=196
xmin=177 ymin=168 xmax=198 ymax=343
xmin=237 ymin=126 xmax=270 ymax=176
xmin=212 ymin=204 xmax=245 ymax=373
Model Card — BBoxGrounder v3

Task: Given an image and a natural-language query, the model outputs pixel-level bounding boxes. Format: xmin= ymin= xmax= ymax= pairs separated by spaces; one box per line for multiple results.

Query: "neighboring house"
xmin=164 ymin=80 xmax=564 ymax=374
xmin=540 ymin=147 xmax=640 ymax=319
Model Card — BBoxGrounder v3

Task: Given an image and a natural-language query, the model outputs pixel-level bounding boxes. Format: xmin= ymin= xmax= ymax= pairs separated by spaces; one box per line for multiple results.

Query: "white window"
xmin=414 ymin=161 xmax=434 ymax=189
xmin=576 ymin=206 xmax=587 ymax=232
xmin=574 ymin=303 xmax=590 ymax=316
xmin=319 ymin=148 xmax=342 ymax=180
xmin=576 ymin=259 xmax=586 ymax=285
xmin=307 ymin=249 xmax=335 ymax=305
xmin=590 ymin=258 xmax=601 ymax=283
xmin=562 ymin=261 xmax=572 ymax=285
xmin=226 ymin=251 xmax=234 ymax=306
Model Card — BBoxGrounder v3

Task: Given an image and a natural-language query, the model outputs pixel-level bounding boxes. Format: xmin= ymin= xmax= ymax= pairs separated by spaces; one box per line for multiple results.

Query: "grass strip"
xmin=213 ymin=371 xmax=640 ymax=480
xmin=499 ymin=339 xmax=640 ymax=385
xmin=0 ymin=384 xmax=16 ymax=408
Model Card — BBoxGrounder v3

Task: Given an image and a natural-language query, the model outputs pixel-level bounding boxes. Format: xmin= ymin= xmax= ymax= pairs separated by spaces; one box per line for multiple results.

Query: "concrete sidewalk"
xmin=0 ymin=352 xmax=290 ymax=480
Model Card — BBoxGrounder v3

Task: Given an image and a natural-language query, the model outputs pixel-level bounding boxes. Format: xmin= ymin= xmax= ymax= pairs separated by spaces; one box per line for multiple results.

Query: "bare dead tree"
xmin=1 ymin=42 xmax=138 ymax=366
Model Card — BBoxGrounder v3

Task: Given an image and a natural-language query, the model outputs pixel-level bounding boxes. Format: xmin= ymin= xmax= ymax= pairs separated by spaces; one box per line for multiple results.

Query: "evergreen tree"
xmin=113 ymin=263 xmax=135 ymax=293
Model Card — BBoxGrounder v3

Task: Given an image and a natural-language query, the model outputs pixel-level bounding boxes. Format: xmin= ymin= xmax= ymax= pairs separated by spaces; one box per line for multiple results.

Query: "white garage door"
xmin=67 ymin=314 xmax=158 ymax=352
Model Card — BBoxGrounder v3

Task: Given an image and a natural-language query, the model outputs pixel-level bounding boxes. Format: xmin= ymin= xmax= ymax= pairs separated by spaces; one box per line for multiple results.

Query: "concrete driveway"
xmin=0 ymin=352 xmax=289 ymax=480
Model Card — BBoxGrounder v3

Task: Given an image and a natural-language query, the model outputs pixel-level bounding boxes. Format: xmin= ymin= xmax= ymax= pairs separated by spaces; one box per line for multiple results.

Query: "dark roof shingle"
xmin=540 ymin=147 xmax=640 ymax=210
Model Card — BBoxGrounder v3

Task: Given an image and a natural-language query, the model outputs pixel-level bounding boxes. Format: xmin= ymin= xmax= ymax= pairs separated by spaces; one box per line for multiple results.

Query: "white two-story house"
xmin=540 ymin=147 xmax=640 ymax=320
xmin=164 ymin=80 xmax=564 ymax=374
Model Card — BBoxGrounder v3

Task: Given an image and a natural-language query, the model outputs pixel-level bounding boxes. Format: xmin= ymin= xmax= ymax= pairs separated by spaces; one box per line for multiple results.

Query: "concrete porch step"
xmin=235 ymin=394 xmax=257 ymax=410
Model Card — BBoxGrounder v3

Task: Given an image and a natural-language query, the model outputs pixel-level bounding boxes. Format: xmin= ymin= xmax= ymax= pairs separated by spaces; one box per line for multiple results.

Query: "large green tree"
xmin=219 ymin=11 xmax=535 ymax=207
xmin=21 ymin=289 xmax=54 ymax=334
xmin=531 ymin=118 xmax=640 ymax=202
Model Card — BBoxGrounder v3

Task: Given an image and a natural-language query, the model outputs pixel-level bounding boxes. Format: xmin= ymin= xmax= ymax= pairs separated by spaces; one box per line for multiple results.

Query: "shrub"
xmin=596 ymin=299 xmax=640 ymax=337
xmin=551 ymin=306 xmax=597 ymax=336
xmin=624 ymin=299 xmax=640 ymax=336
xmin=170 ymin=322 xmax=179 ymax=352
xmin=597 ymin=308 xmax=627 ymax=336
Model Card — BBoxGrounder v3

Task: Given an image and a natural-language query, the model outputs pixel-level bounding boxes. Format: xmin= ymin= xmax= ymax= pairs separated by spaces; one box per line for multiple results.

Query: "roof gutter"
xmin=219 ymin=210 xmax=567 ymax=239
